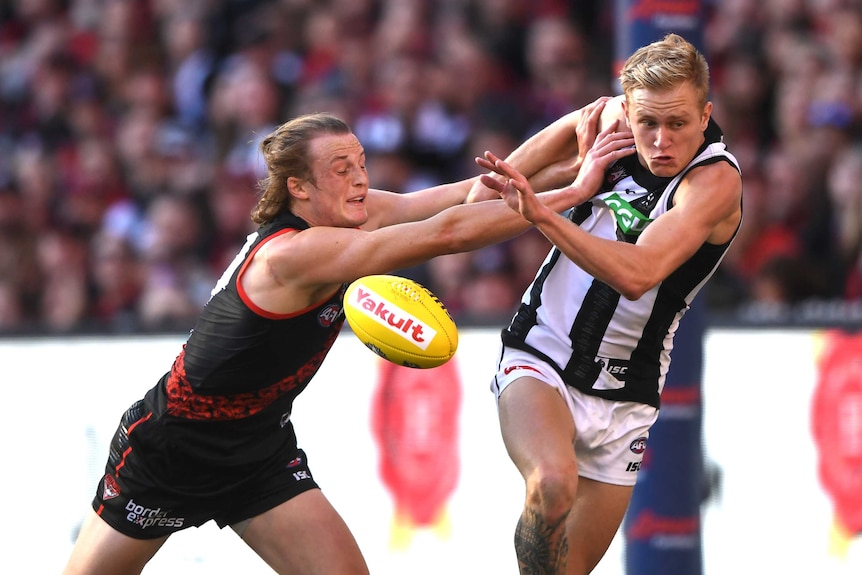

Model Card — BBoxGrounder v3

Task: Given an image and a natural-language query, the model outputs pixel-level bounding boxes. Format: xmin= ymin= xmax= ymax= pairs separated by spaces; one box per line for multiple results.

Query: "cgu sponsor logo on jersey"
xmin=604 ymin=192 xmax=653 ymax=235
xmin=125 ymin=499 xmax=185 ymax=530
xmin=348 ymin=287 xmax=437 ymax=350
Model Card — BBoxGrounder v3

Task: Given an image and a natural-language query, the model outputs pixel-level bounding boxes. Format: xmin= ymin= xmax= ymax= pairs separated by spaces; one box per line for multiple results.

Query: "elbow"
xmin=618 ymin=286 xmax=648 ymax=301
xmin=601 ymin=249 xmax=667 ymax=300
xmin=614 ymin=274 xmax=659 ymax=301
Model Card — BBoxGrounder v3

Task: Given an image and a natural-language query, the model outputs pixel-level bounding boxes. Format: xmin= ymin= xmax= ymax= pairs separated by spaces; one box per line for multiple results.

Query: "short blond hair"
xmin=619 ymin=33 xmax=710 ymax=108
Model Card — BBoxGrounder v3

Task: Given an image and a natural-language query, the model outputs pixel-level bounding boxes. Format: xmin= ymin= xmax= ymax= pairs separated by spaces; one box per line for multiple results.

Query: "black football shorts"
xmin=91 ymin=400 xmax=319 ymax=539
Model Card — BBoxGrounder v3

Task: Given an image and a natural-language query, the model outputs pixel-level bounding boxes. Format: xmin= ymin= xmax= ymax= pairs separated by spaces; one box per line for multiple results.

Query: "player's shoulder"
xmin=684 ymin=135 xmax=741 ymax=182
xmin=676 ymin=158 xmax=742 ymax=213
xmin=682 ymin=157 xmax=741 ymax=190
xmin=598 ymin=95 xmax=626 ymax=131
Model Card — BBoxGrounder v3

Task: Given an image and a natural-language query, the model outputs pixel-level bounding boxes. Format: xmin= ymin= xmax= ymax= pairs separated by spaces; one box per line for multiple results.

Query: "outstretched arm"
xmin=362 ymin=176 xmax=481 ymax=231
xmin=363 ymin=97 xmax=626 ymax=229
xmin=467 ymin=96 xmax=628 ymax=203
xmin=242 ymin=127 xmax=637 ymax=315
xmin=480 ymin=119 xmax=634 ymax=217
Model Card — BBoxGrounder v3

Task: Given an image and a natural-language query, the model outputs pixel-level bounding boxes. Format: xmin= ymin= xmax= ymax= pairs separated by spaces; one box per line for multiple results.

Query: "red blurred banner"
xmin=371 ymin=358 xmax=462 ymax=547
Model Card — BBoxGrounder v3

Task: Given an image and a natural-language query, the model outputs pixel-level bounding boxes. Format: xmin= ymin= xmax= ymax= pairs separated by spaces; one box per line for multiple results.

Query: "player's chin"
xmin=646 ymin=160 xmax=680 ymax=178
xmin=345 ymin=205 xmax=369 ymax=225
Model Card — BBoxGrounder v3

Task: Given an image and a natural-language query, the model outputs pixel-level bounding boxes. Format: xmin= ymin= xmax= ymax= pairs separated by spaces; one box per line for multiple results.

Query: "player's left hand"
xmin=476 ymin=151 xmax=547 ymax=224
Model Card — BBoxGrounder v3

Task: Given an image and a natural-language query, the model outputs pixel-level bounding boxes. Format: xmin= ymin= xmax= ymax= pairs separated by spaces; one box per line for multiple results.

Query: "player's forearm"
xmin=435 ymin=184 xmax=582 ymax=252
xmin=532 ymin=210 xmax=655 ymax=301
xmin=527 ymin=161 xmax=580 ymax=192
xmin=505 ymin=110 xmax=582 ymax=180
xmin=376 ymin=176 xmax=482 ymax=226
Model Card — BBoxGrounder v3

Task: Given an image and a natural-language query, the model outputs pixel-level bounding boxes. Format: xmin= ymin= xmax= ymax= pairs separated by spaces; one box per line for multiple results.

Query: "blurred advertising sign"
xmin=613 ymin=0 xmax=705 ymax=86
xmin=703 ymin=328 xmax=862 ymax=574
xmin=812 ymin=331 xmax=862 ymax=556
xmin=371 ymin=359 xmax=462 ymax=548
xmin=624 ymin=301 xmax=705 ymax=574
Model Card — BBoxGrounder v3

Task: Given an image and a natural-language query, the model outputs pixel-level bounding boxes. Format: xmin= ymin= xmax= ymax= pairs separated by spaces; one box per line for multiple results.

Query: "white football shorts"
xmin=492 ymin=347 xmax=659 ymax=486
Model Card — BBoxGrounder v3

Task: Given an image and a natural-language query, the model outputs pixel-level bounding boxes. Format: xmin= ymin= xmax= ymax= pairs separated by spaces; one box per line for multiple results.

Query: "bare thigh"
xmin=498 ymin=376 xmax=578 ymax=480
xmin=241 ymin=488 xmax=370 ymax=575
xmin=63 ymin=509 xmax=168 ymax=575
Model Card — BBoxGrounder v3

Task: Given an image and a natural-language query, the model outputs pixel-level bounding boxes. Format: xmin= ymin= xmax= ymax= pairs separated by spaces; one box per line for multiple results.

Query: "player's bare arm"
xmin=481 ymin=120 xmax=636 ymax=213
xmin=467 ymin=96 xmax=617 ymax=203
xmin=362 ymin=177 xmax=481 ymax=230
xmin=509 ymin=96 xmax=611 ymax=179
xmin=491 ymin=155 xmax=741 ymax=301
xmin=243 ymin=178 xmax=609 ymax=315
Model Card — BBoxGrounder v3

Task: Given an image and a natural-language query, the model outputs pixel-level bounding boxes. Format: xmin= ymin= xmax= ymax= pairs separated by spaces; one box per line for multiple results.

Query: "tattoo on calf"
xmin=514 ymin=506 xmax=569 ymax=574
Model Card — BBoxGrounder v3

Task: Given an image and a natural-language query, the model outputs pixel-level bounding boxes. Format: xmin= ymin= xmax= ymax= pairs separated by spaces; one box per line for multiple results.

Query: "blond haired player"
xmin=476 ymin=33 xmax=743 ymax=574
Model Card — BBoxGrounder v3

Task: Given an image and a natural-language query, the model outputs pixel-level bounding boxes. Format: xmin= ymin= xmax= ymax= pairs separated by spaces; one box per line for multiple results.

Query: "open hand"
xmin=475 ymin=151 xmax=548 ymax=224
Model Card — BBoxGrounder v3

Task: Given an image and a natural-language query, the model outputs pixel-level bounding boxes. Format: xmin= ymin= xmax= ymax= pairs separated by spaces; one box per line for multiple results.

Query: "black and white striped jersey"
xmin=502 ymin=120 xmax=740 ymax=408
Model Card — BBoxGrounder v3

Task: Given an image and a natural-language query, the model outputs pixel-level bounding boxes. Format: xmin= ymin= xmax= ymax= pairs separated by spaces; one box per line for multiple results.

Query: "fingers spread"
xmin=479 ymin=173 xmax=504 ymax=192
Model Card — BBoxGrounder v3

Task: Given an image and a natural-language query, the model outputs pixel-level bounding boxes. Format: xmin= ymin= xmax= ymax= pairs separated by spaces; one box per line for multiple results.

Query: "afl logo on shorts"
xmin=629 ymin=437 xmax=647 ymax=454
xmin=318 ymin=304 xmax=341 ymax=327
xmin=287 ymin=457 xmax=303 ymax=468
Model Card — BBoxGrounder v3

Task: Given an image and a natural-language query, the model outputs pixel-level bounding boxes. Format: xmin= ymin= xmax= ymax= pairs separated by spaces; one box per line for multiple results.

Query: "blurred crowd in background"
xmin=0 ymin=0 xmax=861 ymax=334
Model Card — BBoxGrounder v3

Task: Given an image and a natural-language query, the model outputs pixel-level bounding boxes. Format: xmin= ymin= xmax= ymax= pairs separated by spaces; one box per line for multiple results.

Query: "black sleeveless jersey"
xmin=143 ymin=212 xmax=346 ymax=466
xmin=502 ymin=119 xmax=740 ymax=408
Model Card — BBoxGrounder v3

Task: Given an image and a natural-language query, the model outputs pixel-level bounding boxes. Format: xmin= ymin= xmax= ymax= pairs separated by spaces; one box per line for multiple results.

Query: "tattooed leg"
xmin=514 ymin=506 xmax=569 ymax=575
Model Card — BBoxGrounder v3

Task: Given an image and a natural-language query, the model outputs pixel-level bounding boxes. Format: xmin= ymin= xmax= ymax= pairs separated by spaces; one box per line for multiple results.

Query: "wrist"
xmin=567 ymin=181 xmax=595 ymax=207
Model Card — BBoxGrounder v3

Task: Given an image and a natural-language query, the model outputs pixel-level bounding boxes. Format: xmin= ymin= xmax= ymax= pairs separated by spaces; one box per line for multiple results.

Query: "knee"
xmin=524 ymin=462 xmax=578 ymax=524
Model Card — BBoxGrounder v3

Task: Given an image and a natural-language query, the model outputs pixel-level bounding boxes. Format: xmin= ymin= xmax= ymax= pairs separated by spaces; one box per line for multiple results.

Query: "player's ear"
xmin=701 ymin=101 xmax=713 ymax=131
xmin=621 ymin=98 xmax=631 ymax=128
xmin=287 ymin=177 xmax=309 ymax=200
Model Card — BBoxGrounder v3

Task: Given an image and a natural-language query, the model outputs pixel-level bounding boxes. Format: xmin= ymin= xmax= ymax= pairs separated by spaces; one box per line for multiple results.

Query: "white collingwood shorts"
xmin=492 ymin=347 xmax=659 ymax=486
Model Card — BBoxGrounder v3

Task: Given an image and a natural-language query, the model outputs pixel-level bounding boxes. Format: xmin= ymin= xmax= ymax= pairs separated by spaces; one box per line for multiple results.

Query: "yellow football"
xmin=343 ymin=275 xmax=458 ymax=369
